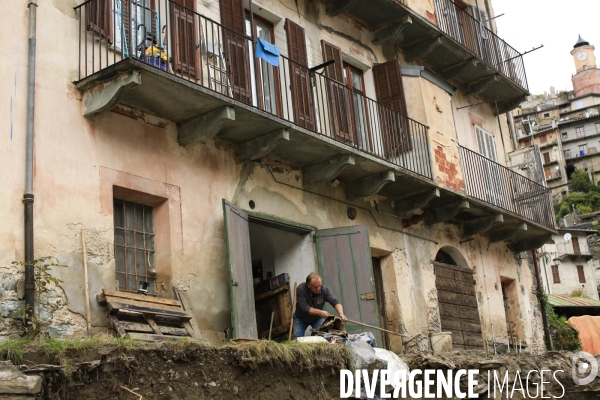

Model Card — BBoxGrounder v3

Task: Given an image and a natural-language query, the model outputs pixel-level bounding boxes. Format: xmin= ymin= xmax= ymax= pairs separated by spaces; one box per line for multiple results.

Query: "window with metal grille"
xmin=577 ymin=265 xmax=586 ymax=283
xmin=551 ymin=264 xmax=560 ymax=283
xmin=576 ymin=126 xmax=585 ymax=137
xmin=114 ymin=199 xmax=155 ymax=293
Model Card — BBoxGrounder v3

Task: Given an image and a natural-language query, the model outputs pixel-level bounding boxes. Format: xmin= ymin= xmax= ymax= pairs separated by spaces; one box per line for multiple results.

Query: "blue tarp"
xmin=255 ymin=37 xmax=280 ymax=67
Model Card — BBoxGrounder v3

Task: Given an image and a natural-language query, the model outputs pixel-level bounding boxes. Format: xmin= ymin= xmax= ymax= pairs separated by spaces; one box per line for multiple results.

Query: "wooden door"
xmin=373 ymin=60 xmax=411 ymax=155
xmin=315 ymin=226 xmax=382 ymax=346
xmin=222 ymin=199 xmax=257 ymax=339
xmin=220 ymin=0 xmax=252 ymax=104
xmin=543 ymin=152 xmax=550 ymax=164
xmin=321 ymin=40 xmax=353 ymax=141
xmin=285 ymin=19 xmax=315 ymax=130
xmin=572 ymin=237 xmax=581 ymax=254
xmin=371 ymin=257 xmax=388 ymax=349
xmin=434 ymin=261 xmax=484 ymax=350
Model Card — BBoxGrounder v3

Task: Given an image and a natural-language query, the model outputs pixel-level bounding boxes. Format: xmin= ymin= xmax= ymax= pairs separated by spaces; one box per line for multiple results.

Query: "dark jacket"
xmin=294 ymin=282 xmax=341 ymax=324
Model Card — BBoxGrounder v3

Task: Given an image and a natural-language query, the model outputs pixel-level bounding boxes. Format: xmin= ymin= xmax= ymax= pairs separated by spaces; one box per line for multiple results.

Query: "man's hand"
xmin=320 ymin=310 xmax=330 ymax=318
xmin=339 ymin=313 xmax=347 ymax=321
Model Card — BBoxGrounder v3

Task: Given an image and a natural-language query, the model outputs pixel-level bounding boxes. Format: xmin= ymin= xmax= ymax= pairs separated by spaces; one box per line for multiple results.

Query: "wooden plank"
xmin=434 ymin=265 xmax=455 ymax=279
xmin=455 ymin=281 xmax=476 ymax=296
xmin=107 ymin=301 xmax=192 ymax=320
xmin=449 ymin=331 xmax=464 ymax=345
xmin=435 ymin=277 xmax=457 ymax=292
xmin=174 ymin=289 xmax=202 ymax=339
xmin=143 ymin=315 xmax=163 ymax=335
xmin=459 ymin=306 xmax=481 ymax=321
xmin=457 ymin=294 xmax=478 ymax=308
xmin=254 ymin=284 xmax=289 ymax=302
xmin=440 ymin=316 xmax=462 ymax=331
xmin=439 ymin=303 xmax=460 ymax=318
xmin=102 ymin=289 xmax=181 ymax=306
xmin=127 ymin=332 xmax=184 ymax=342
xmin=463 ymin=332 xmax=484 ymax=347
xmin=109 ymin=315 xmax=127 ymax=337
xmin=105 ymin=296 xmax=182 ymax=313
xmin=437 ymin=290 xmax=459 ymax=305
xmin=455 ymin=270 xmax=475 ymax=283
xmin=432 ymin=261 xmax=472 ymax=273
xmin=461 ymin=320 xmax=483 ymax=334
xmin=118 ymin=321 xmax=188 ymax=336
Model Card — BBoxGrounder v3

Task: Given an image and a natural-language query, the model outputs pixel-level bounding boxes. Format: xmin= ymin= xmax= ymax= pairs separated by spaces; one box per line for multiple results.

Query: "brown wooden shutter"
xmin=373 ymin=59 xmax=411 ymax=155
xmin=220 ymin=0 xmax=252 ymax=104
xmin=285 ymin=19 xmax=315 ymax=130
xmin=321 ymin=40 xmax=353 ymax=141
xmin=552 ymin=265 xmax=560 ymax=283
xmin=572 ymin=237 xmax=581 ymax=254
xmin=577 ymin=265 xmax=586 ymax=283
xmin=171 ymin=0 xmax=200 ymax=78
xmin=86 ymin=0 xmax=113 ymax=44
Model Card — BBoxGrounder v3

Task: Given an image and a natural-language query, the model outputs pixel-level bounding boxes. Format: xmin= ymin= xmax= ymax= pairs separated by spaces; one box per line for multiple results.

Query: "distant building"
xmin=512 ymin=36 xmax=600 ymax=202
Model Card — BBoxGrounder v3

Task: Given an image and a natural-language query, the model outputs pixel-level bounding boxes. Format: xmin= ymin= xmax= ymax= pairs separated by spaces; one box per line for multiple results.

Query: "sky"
xmin=493 ymin=0 xmax=600 ymax=95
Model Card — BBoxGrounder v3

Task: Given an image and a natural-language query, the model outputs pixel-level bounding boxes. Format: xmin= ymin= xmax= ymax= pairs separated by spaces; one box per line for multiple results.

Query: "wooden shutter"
xmin=321 ymin=41 xmax=353 ymax=141
xmin=220 ymin=0 xmax=252 ymax=104
xmin=171 ymin=0 xmax=200 ymax=78
xmin=572 ymin=237 xmax=581 ymax=254
xmin=373 ymin=60 xmax=411 ymax=155
xmin=577 ymin=265 xmax=586 ymax=283
xmin=120 ymin=1 xmax=158 ymax=58
xmin=86 ymin=0 xmax=113 ymax=44
xmin=285 ymin=19 xmax=315 ymax=130
xmin=552 ymin=265 xmax=560 ymax=283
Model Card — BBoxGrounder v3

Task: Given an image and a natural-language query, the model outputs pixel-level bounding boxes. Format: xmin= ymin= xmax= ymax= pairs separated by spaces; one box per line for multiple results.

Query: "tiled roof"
xmin=548 ymin=294 xmax=600 ymax=307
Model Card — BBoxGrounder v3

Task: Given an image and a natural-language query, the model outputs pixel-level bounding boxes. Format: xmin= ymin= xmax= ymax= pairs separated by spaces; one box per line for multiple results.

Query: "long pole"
xmin=344 ymin=318 xmax=409 ymax=338
xmin=81 ymin=230 xmax=92 ymax=338
xmin=532 ymin=250 xmax=553 ymax=350
xmin=24 ymin=0 xmax=38 ymax=323
xmin=288 ymin=282 xmax=297 ymax=341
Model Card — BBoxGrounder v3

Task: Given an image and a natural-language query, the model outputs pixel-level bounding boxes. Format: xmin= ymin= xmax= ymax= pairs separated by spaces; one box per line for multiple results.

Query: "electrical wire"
xmin=262 ymin=163 xmax=439 ymax=244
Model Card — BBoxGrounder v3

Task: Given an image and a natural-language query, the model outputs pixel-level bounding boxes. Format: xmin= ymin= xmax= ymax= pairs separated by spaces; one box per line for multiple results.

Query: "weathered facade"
xmin=1 ymin=0 xmax=554 ymax=353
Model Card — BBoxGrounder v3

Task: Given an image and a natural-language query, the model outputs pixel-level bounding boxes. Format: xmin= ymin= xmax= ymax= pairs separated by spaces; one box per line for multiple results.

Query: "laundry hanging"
xmin=255 ymin=37 xmax=280 ymax=67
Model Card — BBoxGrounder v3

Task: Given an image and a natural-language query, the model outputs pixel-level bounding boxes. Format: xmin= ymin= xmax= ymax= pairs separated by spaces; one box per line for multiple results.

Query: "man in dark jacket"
xmin=292 ymin=272 xmax=346 ymax=339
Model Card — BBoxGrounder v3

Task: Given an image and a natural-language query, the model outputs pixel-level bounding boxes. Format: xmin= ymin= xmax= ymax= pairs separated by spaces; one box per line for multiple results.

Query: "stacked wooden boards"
xmin=97 ymin=289 xmax=203 ymax=341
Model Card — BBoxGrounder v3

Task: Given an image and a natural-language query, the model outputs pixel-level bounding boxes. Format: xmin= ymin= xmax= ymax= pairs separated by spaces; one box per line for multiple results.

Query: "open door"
xmin=222 ymin=199 xmax=257 ymax=339
xmin=315 ymin=225 xmax=382 ymax=346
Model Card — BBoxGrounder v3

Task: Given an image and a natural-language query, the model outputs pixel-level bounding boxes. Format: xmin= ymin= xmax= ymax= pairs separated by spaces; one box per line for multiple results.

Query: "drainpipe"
xmin=532 ymin=250 xmax=553 ymax=350
xmin=24 ymin=0 xmax=38 ymax=322
xmin=507 ymin=111 xmax=518 ymax=150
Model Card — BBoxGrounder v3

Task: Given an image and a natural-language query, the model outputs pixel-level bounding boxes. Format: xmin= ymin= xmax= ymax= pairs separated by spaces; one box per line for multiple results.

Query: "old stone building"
xmin=1 ymin=0 xmax=554 ymax=353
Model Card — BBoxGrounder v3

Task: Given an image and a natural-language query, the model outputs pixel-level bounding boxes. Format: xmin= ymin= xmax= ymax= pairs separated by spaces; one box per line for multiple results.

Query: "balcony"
xmin=556 ymin=240 xmax=593 ymax=261
xmin=323 ymin=0 xmax=528 ymax=111
xmin=545 ymin=171 xmax=562 ymax=183
xmin=459 ymin=146 xmax=555 ymax=234
xmin=565 ymin=148 xmax=598 ymax=160
xmin=561 ymin=127 xmax=600 ymax=143
xmin=75 ymin=0 xmax=437 ymax=201
xmin=74 ymin=0 xmax=554 ymax=249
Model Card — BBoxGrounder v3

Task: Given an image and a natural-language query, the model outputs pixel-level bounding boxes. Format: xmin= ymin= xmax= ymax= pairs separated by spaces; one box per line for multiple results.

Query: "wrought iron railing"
xmin=459 ymin=146 xmax=554 ymax=229
xmin=433 ymin=0 xmax=528 ymax=92
xmin=74 ymin=0 xmax=432 ymax=179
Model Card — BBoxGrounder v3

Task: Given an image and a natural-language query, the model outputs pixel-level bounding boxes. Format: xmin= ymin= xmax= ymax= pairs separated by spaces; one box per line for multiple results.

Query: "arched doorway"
xmin=434 ymin=248 xmax=484 ymax=350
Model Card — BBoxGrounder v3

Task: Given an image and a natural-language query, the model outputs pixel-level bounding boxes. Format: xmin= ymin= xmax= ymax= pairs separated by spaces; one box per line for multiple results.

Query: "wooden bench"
xmin=97 ymin=289 xmax=203 ymax=342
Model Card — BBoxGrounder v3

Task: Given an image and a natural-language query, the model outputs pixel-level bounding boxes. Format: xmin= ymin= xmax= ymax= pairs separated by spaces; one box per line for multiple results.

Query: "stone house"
xmin=1 ymin=0 xmax=555 ymax=353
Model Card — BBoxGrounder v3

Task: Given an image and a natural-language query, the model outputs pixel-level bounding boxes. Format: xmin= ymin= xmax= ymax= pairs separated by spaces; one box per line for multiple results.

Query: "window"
xmin=523 ymin=138 xmax=531 ymax=147
xmin=564 ymin=149 xmax=572 ymax=158
xmin=543 ymin=152 xmax=551 ymax=164
xmin=551 ymin=265 xmax=560 ymax=283
xmin=114 ymin=199 xmax=155 ymax=293
xmin=540 ymin=134 xmax=547 ymax=143
xmin=86 ymin=0 xmax=113 ymax=44
xmin=577 ymin=265 xmax=586 ymax=283
xmin=596 ymin=123 xmax=600 ymax=133
xmin=579 ymin=144 xmax=587 ymax=155
xmin=576 ymin=126 xmax=585 ymax=137
xmin=562 ymin=132 xmax=568 ymax=140
xmin=344 ymin=63 xmax=370 ymax=151
xmin=543 ymin=112 xmax=550 ymax=118
xmin=476 ymin=126 xmax=497 ymax=161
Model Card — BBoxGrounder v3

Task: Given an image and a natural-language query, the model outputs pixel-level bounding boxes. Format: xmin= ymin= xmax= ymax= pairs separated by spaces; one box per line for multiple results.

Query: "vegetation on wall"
xmin=554 ymin=170 xmax=600 ymax=219
xmin=547 ymin=304 xmax=582 ymax=351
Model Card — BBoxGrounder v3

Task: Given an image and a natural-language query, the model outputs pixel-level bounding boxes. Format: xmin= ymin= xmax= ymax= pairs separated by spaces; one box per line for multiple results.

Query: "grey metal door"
xmin=222 ymin=199 xmax=257 ymax=339
xmin=315 ymin=225 xmax=382 ymax=346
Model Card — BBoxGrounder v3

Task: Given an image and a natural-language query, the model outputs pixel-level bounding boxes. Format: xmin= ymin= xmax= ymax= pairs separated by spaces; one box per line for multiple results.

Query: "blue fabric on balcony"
xmin=255 ymin=38 xmax=280 ymax=67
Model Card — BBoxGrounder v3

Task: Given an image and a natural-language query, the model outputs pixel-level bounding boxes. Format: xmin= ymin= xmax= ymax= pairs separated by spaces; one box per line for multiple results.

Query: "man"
xmin=293 ymin=272 xmax=346 ymax=339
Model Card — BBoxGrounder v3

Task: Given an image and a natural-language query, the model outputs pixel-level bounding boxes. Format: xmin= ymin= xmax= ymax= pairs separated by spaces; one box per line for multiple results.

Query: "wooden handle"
xmin=81 ymin=230 xmax=92 ymax=338
xmin=344 ymin=318 xmax=409 ymax=338
xmin=288 ymin=282 xmax=298 ymax=341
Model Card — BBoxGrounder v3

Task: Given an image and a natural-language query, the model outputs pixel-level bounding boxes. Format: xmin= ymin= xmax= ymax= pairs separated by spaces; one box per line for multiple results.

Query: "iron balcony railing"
xmin=74 ymin=0 xmax=433 ymax=179
xmin=459 ymin=146 xmax=554 ymax=229
xmin=433 ymin=0 xmax=528 ymax=92
xmin=565 ymin=147 xmax=598 ymax=159
xmin=561 ymin=125 xmax=600 ymax=142
xmin=556 ymin=240 xmax=590 ymax=256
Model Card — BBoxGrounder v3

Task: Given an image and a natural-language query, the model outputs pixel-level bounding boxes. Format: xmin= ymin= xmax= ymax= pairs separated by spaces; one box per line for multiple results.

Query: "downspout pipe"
xmin=24 ymin=0 xmax=38 ymax=322
xmin=532 ymin=250 xmax=553 ymax=350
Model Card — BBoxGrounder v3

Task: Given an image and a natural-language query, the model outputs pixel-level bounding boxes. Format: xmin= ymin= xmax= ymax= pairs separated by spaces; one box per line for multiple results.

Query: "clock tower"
xmin=571 ymin=35 xmax=600 ymax=97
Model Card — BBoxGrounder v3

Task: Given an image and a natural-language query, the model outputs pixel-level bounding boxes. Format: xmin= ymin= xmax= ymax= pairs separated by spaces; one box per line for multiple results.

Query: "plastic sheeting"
xmin=568 ymin=316 xmax=600 ymax=355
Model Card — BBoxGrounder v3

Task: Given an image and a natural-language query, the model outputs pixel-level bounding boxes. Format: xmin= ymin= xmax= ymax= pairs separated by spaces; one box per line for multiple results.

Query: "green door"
xmin=315 ymin=225 xmax=382 ymax=346
xmin=222 ymin=199 xmax=257 ymax=339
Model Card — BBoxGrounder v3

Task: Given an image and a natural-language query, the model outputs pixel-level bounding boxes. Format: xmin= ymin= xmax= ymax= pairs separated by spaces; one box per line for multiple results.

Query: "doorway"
xmin=371 ymin=257 xmax=388 ymax=349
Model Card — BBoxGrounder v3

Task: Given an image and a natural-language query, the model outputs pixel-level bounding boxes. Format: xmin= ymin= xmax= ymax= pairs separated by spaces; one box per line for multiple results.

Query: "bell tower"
xmin=571 ymin=35 xmax=600 ymax=97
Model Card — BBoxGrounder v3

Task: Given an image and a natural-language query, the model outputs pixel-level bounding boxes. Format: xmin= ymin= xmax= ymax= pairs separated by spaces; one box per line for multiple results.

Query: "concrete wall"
xmin=0 ymin=0 xmax=545 ymax=353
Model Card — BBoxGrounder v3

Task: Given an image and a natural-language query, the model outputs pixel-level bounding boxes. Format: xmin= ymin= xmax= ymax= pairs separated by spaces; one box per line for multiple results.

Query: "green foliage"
xmin=547 ymin=304 xmax=581 ymax=351
xmin=570 ymin=169 xmax=599 ymax=193
xmin=554 ymin=170 xmax=600 ymax=221
xmin=11 ymin=256 xmax=67 ymax=336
